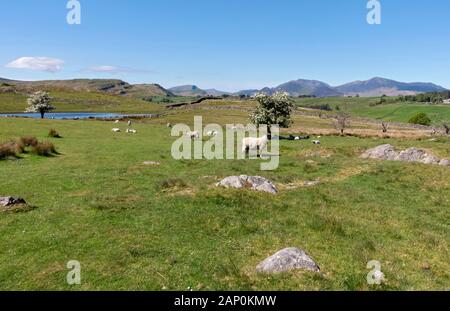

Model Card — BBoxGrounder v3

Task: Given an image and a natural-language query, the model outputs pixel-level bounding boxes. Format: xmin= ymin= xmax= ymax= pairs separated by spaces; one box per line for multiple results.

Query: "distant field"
xmin=295 ymin=97 xmax=450 ymax=123
xmin=0 ymin=108 xmax=449 ymax=290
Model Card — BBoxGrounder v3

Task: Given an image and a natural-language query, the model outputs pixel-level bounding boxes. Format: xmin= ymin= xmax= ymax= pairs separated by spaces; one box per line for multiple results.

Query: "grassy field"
xmin=0 ymin=111 xmax=449 ymax=290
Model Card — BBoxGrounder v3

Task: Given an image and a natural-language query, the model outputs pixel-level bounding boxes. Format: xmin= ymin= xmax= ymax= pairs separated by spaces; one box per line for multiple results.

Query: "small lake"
xmin=0 ymin=113 xmax=157 ymax=120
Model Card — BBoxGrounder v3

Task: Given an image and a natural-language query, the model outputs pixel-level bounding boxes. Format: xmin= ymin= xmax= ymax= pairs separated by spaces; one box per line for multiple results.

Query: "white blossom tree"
xmin=250 ymin=92 xmax=294 ymax=139
xmin=26 ymin=91 xmax=55 ymax=119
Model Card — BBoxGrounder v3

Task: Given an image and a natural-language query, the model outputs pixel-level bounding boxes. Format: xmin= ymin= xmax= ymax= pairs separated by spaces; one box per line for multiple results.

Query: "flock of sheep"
xmin=111 ymin=121 xmax=321 ymax=154
xmin=111 ymin=120 xmax=137 ymax=134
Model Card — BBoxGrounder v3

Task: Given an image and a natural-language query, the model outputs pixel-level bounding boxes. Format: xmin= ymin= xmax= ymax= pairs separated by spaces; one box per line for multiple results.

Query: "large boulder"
xmin=256 ymin=247 xmax=320 ymax=274
xmin=216 ymin=175 xmax=278 ymax=194
xmin=361 ymin=144 xmax=398 ymax=160
xmin=0 ymin=197 xmax=26 ymax=207
xmin=394 ymin=148 xmax=440 ymax=164
xmin=362 ymin=145 xmax=449 ymax=166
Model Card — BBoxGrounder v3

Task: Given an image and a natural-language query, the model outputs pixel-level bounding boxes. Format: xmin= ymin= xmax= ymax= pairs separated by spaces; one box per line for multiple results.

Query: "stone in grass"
xmin=439 ymin=159 xmax=450 ymax=166
xmin=216 ymin=175 xmax=278 ymax=194
xmin=0 ymin=197 xmax=26 ymax=207
xmin=143 ymin=161 xmax=160 ymax=166
xmin=256 ymin=247 xmax=320 ymax=274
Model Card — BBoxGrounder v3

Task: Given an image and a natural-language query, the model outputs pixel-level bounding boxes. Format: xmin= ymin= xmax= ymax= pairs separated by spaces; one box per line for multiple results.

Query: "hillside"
xmin=0 ymin=78 xmax=173 ymax=98
xmin=335 ymin=77 xmax=447 ymax=97
xmin=169 ymin=85 xmax=208 ymax=97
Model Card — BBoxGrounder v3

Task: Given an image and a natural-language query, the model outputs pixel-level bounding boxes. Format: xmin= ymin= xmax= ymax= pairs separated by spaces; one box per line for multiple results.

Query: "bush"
xmin=31 ymin=141 xmax=57 ymax=156
xmin=20 ymin=136 xmax=38 ymax=147
xmin=48 ymin=129 xmax=62 ymax=138
xmin=408 ymin=113 xmax=432 ymax=126
xmin=0 ymin=142 xmax=19 ymax=159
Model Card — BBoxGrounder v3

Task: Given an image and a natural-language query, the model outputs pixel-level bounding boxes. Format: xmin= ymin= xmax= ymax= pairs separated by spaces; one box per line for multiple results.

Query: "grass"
xmin=0 ymin=113 xmax=449 ymax=291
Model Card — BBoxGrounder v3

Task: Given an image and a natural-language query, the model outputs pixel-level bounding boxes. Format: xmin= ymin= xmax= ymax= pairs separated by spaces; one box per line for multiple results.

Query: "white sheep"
xmin=312 ymin=140 xmax=321 ymax=145
xmin=127 ymin=120 xmax=132 ymax=127
xmin=126 ymin=128 xmax=137 ymax=134
xmin=114 ymin=120 xmax=120 ymax=124
xmin=186 ymin=131 xmax=200 ymax=139
xmin=112 ymin=128 xmax=121 ymax=133
xmin=242 ymin=135 xmax=269 ymax=156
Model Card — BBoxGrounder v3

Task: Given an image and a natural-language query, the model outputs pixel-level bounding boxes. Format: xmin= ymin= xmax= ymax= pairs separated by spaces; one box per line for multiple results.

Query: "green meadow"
xmin=0 ymin=109 xmax=449 ymax=290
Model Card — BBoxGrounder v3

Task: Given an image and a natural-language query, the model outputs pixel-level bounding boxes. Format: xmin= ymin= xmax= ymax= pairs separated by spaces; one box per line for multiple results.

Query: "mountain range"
xmin=1 ymin=77 xmax=447 ymax=98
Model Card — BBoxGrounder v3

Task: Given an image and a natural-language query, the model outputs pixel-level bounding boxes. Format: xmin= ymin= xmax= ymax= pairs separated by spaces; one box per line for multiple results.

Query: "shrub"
xmin=408 ymin=113 xmax=432 ymax=126
xmin=48 ymin=129 xmax=62 ymax=138
xmin=0 ymin=142 xmax=19 ymax=159
xmin=20 ymin=136 xmax=38 ymax=147
xmin=31 ymin=141 xmax=57 ymax=156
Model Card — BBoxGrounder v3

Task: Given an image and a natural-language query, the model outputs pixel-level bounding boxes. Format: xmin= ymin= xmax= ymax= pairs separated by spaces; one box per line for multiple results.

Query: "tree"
xmin=250 ymin=92 xmax=294 ymax=139
xmin=408 ymin=112 xmax=431 ymax=126
xmin=26 ymin=91 xmax=55 ymax=119
xmin=334 ymin=112 xmax=351 ymax=135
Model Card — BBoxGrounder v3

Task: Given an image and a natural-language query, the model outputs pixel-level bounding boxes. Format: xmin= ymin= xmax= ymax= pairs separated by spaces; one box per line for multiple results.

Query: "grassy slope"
xmin=0 ymin=116 xmax=449 ymax=290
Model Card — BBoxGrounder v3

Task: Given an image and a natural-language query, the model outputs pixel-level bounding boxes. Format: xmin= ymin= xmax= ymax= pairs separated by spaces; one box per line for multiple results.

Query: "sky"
xmin=0 ymin=0 xmax=449 ymax=92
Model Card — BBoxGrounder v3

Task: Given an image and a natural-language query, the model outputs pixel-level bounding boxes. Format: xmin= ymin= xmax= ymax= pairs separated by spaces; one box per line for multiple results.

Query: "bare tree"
xmin=334 ymin=112 xmax=351 ymax=135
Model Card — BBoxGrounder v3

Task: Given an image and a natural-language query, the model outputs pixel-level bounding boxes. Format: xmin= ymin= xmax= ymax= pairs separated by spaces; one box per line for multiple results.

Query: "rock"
xmin=361 ymin=144 xmax=398 ymax=161
xmin=256 ymin=247 xmax=320 ymax=274
xmin=439 ymin=159 xmax=450 ymax=166
xmin=304 ymin=180 xmax=320 ymax=187
xmin=363 ymin=145 xmax=446 ymax=166
xmin=216 ymin=175 xmax=278 ymax=194
xmin=143 ymin=161 xmax=160 ymax=166
xmin=0 ymin=197 xmax=26 ymax=207
xmin=395 ymin=148 xmax=439 ymax=164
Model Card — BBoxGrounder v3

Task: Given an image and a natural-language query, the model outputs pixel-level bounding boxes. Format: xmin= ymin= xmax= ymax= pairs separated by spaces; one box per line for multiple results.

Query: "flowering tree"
xmin=26 ymin=91 xmax=55 ymax=119
xmin=250 ymin=92 xmax=294 ymax=139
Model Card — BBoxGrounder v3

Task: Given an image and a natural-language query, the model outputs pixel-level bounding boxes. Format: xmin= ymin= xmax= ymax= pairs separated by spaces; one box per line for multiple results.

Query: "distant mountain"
xmin=235 ymin=79 xmax=342 ymax=97
xmin=335 ymin=77 xmax=447 ymax=97
xmin=205 ymin=89 xmax=231 ymax=96
xmin=0 ymin=78 xmax=173 ymax=98
xmin=272 ymin=79 xmax=341 ymax=97
xmin=169 ymin=85 xmax=208 ymax=97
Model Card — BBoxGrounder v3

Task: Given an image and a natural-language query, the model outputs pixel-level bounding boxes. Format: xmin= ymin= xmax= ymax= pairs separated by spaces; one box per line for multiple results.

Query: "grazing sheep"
xmin=114 ymin=120 xmax=120 ymax=124
xmin=312 ymin=140 xmax=321 ymax=145
xmin=242 ymin=135 xmax=269 ymax=157
xmin=186 ymin=131 xmax=200 ymax=139
xmin=112 ymin=128 xmax=121 ymax=133
xmin=126 ymin=128 xmax=137 ymax=134
xmin=294 ymin=136 xmax=300 ymax=140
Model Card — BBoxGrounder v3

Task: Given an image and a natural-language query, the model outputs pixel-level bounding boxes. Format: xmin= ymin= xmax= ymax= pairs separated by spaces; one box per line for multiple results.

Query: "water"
xmin=0 ymin=112 xmax=156 ymax=120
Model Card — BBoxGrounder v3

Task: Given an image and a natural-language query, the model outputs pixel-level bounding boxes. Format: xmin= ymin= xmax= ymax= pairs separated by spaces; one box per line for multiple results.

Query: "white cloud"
xmin=83 ymin=65 xmax=153 ymax=74
xmin=6 ymin=57 xmax=64 ymax=73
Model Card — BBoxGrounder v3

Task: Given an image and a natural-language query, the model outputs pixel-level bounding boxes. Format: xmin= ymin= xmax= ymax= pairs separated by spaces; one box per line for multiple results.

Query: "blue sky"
xmin=0 ymin=0 xmax=449 ymax=91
